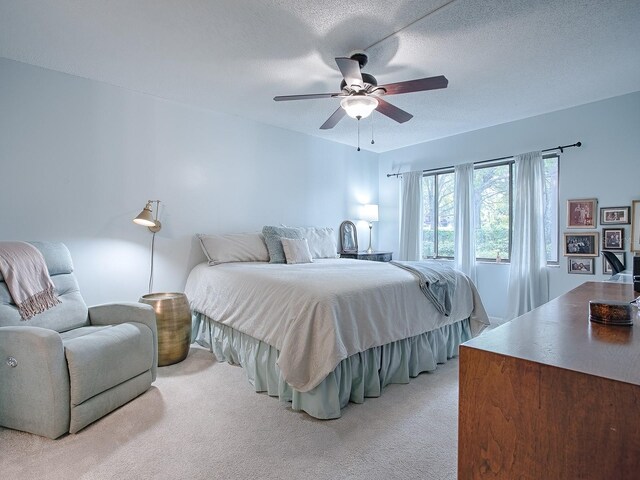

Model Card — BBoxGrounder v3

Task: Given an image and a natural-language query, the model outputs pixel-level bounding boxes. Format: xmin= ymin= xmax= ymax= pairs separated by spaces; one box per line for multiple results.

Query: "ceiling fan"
xmin=274 ymin=52 xmax=448 ymax=130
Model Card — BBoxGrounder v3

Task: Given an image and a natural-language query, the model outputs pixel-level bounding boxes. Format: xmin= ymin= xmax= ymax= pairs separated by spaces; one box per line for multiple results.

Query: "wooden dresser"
xmin=458 ymin=281 xmax=640 ymax=479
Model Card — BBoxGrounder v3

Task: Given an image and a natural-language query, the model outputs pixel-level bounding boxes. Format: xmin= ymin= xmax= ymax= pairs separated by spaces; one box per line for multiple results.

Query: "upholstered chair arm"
xmin=88 ymin=302 xmax=158 ymax=380
xmin=0 ymin=326 xmax=71 ymax=439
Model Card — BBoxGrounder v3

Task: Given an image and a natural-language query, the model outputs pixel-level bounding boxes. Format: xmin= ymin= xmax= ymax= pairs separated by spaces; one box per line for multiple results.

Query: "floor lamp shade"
xmin=134 ymin=200 xmax=161 ymax=232
xmin=133 ymin=204 xmax=155 ymax=227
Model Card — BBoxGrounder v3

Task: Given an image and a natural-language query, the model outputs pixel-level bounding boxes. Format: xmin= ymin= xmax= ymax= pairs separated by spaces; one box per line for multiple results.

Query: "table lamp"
xmin=362 ymin=204 xmax=379 ymax=254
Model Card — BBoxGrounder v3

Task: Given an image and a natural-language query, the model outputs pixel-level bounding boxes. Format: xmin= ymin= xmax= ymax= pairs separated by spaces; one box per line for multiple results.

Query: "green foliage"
xmin=476 ymin=226 xmax=509 ymax=260
xmin=422 ymin=227 xmax=510 ymax=260
xmin=438 ymin=229 xmax=454 ymax=257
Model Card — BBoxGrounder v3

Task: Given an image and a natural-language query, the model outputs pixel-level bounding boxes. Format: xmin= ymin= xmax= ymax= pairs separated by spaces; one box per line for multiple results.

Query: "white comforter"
xmin=185 ymin=259 xmax=489 ymax=392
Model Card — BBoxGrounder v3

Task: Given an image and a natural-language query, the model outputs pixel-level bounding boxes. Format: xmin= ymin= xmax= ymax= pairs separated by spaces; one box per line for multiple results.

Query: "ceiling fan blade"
xmin=381 ymin=75 xmax=448 ymax=96
xmin=335 ymin=57 xmax=363 ymax=89
xmin=375 ymin=98 xmax=413 ymax=123
xmin=274 ymin=93 xmax=341 ymax=101
xmin=320 ymin=107 xmax=347 ymax=130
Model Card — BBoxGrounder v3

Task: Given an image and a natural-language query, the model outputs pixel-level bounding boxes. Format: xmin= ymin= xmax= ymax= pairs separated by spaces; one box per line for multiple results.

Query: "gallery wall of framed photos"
xmin=564 ymin=198 xmax=638 ymax=275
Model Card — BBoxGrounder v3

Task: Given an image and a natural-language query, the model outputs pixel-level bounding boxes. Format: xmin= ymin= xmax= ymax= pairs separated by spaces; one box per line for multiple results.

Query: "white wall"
xmin=2 ymin=57 xmax=637 ymax=318
xmin=0 ymin=58 xmax=379 ymax=305
xmin=378 ymin=92 xmax=640 ymax=319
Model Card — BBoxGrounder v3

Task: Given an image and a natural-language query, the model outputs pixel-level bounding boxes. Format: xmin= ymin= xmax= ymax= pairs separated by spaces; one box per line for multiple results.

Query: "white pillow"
xmin=281 ymin=238 xmax=313 ymax=264
xmin=290 ymin=226 xmax=338 ymax=259
xmin=197 ymin=233 xmax=269 ymax=265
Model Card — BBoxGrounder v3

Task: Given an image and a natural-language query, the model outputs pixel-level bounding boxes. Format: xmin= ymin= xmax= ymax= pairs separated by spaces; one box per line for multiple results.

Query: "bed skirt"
xmin=192 ymin=312 xmax=472 ymax=419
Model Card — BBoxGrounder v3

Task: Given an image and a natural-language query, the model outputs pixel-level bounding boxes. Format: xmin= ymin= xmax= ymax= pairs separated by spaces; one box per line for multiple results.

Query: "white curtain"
xmin=506 ymin=151 xmax=549 ymax=320
xmin=398 ymin=171 xmax=424 ymax=261
xmin=454 ymin=163 xmax=476 ymax=283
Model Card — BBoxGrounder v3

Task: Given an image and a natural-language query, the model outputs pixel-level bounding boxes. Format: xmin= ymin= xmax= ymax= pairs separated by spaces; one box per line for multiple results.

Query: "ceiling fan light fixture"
xmin=340 ymin=95 xmax=378 ymax=119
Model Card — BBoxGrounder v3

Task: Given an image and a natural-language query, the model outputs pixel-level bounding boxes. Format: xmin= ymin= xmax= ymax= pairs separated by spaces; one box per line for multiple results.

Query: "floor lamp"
xmin=133 ymin=200 xmax=161 ymax=294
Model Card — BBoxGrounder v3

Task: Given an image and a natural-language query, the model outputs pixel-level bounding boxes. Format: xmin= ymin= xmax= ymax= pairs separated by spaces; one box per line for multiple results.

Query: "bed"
xmin=185 ymin=229 xmax=489 ymax=419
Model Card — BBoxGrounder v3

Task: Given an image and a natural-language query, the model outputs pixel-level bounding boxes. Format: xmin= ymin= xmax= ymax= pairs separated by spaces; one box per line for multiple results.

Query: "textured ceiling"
xmin=1 ymin=0 xmax=639 ymax=152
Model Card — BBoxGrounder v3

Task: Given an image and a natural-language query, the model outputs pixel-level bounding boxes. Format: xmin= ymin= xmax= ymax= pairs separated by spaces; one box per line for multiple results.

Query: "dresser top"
xmin=463 ymin=282 xmax=640 ymax=386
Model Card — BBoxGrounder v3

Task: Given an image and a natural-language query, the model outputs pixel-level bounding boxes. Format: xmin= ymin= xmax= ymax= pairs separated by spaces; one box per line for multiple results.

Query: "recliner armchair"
xmin=0 ymin=242 xmax=157 ymax=439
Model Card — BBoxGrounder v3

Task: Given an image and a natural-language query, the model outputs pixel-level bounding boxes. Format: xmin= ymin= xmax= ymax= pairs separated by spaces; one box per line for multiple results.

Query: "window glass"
xmin=436 ymin=172 xmax=455 ymax=257
xmin=422 ymin=175 xmax=435 ymax=259
xmin=474 ymin=163 xmax=510 ymax=261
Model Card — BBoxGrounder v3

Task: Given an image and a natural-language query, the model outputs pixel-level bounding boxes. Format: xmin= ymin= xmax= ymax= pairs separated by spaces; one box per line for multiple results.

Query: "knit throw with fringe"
xmin=0 ymin=241 xmax=61 ymax=320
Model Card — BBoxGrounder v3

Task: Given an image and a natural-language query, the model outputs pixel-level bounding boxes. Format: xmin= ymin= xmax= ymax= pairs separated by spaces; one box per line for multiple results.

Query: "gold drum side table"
xmin=139 ymin=292 xmax=192 ymax=366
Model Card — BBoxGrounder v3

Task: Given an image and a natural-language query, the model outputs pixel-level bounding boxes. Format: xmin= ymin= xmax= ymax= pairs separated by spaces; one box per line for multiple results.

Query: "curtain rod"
xmin=386 ymin=141 xmax=582 ymax=178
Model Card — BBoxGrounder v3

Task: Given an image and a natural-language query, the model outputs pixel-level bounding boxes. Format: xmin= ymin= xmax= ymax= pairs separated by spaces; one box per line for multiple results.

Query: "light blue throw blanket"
xmin=390 ymin=260 xmax=457 ymax=316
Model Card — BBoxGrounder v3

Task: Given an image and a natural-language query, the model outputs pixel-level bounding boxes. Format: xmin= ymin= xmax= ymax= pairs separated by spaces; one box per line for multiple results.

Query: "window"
xmin=474 ymin=163 xmax=511 ymax=261
xmin=422 ymin=172 xmax=454 ymax=259
xmin=421 ymin=155 xmax=559 ymax=262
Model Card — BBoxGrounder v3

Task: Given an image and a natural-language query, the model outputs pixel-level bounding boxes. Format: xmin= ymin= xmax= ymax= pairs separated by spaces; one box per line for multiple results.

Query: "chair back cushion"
xmin=0 ymin=242 xmax=89 ymax=332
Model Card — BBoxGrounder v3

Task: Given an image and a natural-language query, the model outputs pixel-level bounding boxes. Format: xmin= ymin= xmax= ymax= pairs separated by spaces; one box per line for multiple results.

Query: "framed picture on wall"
xmin=568 ymin=257 xmax=594 ymax=274
xmin=564 ymin=232 xmax=599 ymax=257
xmin=632 ymin=200 xmax=640 ymax=252
xmin=602 ymin=228 xmax=624 ymax=250
xmin=600 ymin=206 xmax=630 ymax=225
xmin=603 ymin=252 xmax=625 ymax=275
xmin=567 ymin=198 xmax=597 ymax=228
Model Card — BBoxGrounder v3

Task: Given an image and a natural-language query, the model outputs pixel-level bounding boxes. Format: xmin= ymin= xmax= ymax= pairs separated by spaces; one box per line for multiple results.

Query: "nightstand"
xmin=340 ymin=251 xmax=393 ymax=262
xmin=139 ymin=292 xmax=192 ymax=366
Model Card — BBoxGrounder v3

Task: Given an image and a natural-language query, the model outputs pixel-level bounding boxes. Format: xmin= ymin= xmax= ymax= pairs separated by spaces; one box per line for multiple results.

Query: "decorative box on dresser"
xmin=458 ymin=281 xmax=640 ymax=479
xmin=340 ymin=251 xmax=393 ymax=262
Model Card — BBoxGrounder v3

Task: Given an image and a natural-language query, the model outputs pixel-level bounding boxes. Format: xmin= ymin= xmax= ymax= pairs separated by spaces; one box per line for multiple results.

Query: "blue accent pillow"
xmin=261 ymin=226 xmax=302 ymax=264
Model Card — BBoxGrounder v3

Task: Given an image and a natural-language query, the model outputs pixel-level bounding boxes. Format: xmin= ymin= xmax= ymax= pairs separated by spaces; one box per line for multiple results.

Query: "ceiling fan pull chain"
xmin=371 ymin=114 xmax=375 ymax=145
xmin=357 ymin=118 xmax=361 ymax=151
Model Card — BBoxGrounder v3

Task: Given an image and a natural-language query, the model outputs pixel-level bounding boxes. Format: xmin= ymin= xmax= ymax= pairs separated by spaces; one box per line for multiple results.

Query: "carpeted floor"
xmin=1 ymin=346 xmax=461 ymax=480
